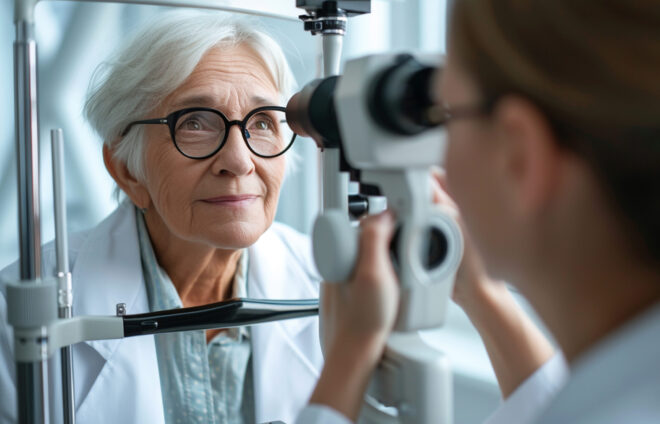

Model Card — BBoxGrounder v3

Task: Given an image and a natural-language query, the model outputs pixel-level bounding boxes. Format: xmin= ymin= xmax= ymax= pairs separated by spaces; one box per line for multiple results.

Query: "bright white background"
xmin=1 ymin=1 xmax=506 ymax=422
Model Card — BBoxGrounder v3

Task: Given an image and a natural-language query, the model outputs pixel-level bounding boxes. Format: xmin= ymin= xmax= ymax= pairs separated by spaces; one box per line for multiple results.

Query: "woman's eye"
xmin=183 ymin=120 xmax=202 ymax=131
xmin=177 ymin=112 xmax=216 ymax=132
xmin=254 ymin=120 xmax=270 ymax=130
xmin=248 ymin=112 xmax=277 ymax=132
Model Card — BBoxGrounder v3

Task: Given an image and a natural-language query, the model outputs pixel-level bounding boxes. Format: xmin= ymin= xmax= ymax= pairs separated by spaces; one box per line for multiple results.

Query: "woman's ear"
xmin=102 ymin=143 xmax=151 ymax=209
xmin=491 ymin=95 xmax=564 ymax=216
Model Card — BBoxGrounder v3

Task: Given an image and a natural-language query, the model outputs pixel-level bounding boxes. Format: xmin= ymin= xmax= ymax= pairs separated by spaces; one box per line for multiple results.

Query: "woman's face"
xmin=139 ymin=45 xmax=286 ymax=250
xmin=437 ymin=50 xmax=519 ymax=278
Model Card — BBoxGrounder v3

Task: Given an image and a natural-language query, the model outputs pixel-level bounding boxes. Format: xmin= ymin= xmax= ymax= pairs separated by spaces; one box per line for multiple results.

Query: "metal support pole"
xmin=15 ymin=16 xmax=41 ymax=280
xmin=320 ymin=29 xmax=348 ymax=212
xmin=322 ymin=34 xmax=343 ymax=77
xmin=321 ymin=149 xmax=349 ymax=212
xmin=52 ymin=129 xmax=75 ymax=424
xmin=14 ymin=15 xmax=48 ymax=424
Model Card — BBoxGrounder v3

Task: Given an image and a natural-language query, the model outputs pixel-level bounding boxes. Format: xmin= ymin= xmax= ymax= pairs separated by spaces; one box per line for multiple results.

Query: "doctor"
xmin=0 ymin=12 xmax=323 ymax=424
xmin=299 ymin=0 xmax=660 ymax=423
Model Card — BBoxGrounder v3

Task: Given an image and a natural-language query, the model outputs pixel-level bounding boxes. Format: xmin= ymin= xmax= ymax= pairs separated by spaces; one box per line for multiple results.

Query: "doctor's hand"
xmin=429 ymin=167 xmax=504 ymax=310
xmin=430 ymin=168 xmax=555 ymax=399
xmin=311 ymin=212 xmax=400 ymax=422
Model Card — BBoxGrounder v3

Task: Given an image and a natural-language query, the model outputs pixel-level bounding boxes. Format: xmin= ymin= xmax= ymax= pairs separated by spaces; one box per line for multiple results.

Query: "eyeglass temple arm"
xmin=121 ymin=118 xmax=168 ymax=137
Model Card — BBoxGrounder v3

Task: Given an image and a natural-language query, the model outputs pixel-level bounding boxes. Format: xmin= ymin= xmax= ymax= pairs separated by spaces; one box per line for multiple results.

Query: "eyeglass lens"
xmin=174 ymin=109 xmax=293 ymax=158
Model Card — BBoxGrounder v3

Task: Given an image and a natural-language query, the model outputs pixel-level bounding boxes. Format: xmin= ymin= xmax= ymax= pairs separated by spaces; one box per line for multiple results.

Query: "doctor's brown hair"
xmin=449 ymin=0 xmax=660 ymax=264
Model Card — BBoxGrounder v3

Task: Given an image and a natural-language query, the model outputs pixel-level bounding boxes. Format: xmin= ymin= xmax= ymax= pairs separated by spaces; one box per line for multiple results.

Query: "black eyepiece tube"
xmin=123 ymin=298 xmax=319 ymax=337
xmin=286 ymin=55 xmax=441 ymax=145
xmin=286 ymin=76 xmax=342 ymax=148
xmin=368 ymin=54 xmax=439 ymax=135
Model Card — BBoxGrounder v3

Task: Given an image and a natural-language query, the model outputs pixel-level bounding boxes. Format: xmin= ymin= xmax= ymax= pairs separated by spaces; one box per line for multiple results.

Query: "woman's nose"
xmin=210 ymin=125 xmax=255 ymax=176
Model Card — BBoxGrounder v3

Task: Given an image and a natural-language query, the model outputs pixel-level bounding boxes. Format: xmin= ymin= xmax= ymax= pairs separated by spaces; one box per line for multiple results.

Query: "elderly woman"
xmin=0 ymin=12 xmax=322 ymax=424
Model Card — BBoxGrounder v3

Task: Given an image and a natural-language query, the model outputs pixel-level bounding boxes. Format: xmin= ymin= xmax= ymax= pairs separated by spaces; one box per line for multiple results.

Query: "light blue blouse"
xmin=136 ymin=209 xmax=255 ymax=424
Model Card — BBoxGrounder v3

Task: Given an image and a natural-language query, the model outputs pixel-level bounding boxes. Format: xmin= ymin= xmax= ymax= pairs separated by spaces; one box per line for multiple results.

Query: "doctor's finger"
xmin=430 ymin=166 xmax=447 ymax=189
xmin=353 ymin=212 xmax=396 ymax=284
xmin=430 ymin=167 xmax=458 ymax=208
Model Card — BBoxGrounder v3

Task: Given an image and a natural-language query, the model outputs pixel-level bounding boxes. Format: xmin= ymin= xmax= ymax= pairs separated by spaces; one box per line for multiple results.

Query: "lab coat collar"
xmin=73 ymin=200 xmax=149 ymax=360
xmin=248 ymin=223 xmax=320 ymax=337
xmin=248 ymin=223 xmax=323 ymax=423
xmin=569 ymin=300 xmax=660 ymax=376
xmin=74 ymin=202 xmax=320 ymax=358
xmin=537 ymin=300 xmax=660 ymax=423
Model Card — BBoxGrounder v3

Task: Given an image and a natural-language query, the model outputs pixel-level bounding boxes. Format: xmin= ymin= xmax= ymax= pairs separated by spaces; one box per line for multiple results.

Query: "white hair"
xmin=84 ymin=11 xmax=299 ymax=193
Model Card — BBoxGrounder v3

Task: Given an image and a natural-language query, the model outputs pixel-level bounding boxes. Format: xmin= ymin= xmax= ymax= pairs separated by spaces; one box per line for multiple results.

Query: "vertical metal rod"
xmin=16 ymin=362 xmax=49 ymax=424
xmin=14 ymin=17 xmax=48 ymax=424
xmin=320 ymin=32 xmax=348 ymax=213
xmin=321 ymin=150 xmax=349 ymax=212
xmin=51 ymin=130 xmax=69 ymax=280
xmin=52 ymin=129 xmax=75 ymax=424
xmin=15 ymin=21 xmax=41 ymax=278
xmin=322 ymin=34 xmax=343 ymax=77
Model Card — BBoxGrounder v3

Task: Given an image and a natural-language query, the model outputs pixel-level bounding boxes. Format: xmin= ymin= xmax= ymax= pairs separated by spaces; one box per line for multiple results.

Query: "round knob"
xmin=312 ymin=210 xmax=358 ymax=282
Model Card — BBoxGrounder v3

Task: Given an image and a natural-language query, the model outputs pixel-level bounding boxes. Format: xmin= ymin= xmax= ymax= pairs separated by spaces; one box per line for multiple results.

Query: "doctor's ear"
xmin=102 ymin=143 xmax=151 ymax=210
xmin=491 ymin=95 xmax=564 ymax=215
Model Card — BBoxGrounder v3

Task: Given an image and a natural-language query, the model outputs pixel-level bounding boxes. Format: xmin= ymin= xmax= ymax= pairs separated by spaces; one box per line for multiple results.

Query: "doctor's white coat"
xmin=296 ymin=301 xmax=660 ymax=424
xmin=0 ymin=201 xmax=324 ymax=424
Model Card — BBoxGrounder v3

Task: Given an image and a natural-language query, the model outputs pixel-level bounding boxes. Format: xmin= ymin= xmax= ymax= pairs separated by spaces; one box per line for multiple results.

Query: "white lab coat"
xmin=297 ymin=301 xmax=660 ymax=424
xmin=483 ymin=352 xmax=569 ymax=424
xmin=535 ymin=301 xmax=660 ymax=424
xmin=293 ymin=347 xmax=570 ymax=424
xmin=0 ymin=201 xmax=324 ymax=424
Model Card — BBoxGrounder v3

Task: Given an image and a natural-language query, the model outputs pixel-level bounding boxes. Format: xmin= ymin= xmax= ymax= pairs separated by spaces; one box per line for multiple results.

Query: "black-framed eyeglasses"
xmin=121 ymin=106 xmax=297 ymax=159
xmin=427 ymin=102 xmax=492 ymax=126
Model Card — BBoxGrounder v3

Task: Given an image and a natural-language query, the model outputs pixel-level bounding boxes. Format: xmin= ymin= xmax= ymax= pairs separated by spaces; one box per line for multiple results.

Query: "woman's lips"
xmin=201 ymin=194 xmax=259 ymax=207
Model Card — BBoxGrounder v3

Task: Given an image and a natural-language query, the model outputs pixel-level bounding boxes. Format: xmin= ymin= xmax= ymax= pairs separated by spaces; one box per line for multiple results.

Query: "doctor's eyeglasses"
xmin=426 ymin=102 xmax=491 ymax=126
xmin=121 ymin=106 xmax=297 ymax=159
